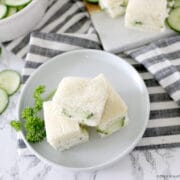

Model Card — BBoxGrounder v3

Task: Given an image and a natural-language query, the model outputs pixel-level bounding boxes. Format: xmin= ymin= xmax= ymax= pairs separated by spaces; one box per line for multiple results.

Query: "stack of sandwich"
xmin=43 ymin=74 xmax=128 ymax=151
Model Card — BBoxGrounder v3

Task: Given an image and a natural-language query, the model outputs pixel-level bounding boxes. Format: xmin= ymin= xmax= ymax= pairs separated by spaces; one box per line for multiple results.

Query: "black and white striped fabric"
xmin=122 ymin=52 xmax=180 ymax=150
xmin=124 ymin=36 xmax=180 ymax=150
xmin=3 ymin=0 xmax=95 ymax=59
xmin=125 ymin=36 xmax=180 ymax=106
xmin=22 ymin=32 xmax=101 ymax=83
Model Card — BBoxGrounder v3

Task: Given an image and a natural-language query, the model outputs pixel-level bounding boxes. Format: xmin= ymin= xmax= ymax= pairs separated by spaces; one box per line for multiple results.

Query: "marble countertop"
xmin=1 ymin=46 xmax=180 ymax=180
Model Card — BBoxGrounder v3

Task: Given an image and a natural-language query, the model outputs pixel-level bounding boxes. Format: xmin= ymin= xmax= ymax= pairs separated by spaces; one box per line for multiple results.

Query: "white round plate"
xmin=18 ymin=49 xmax=150 ymax=171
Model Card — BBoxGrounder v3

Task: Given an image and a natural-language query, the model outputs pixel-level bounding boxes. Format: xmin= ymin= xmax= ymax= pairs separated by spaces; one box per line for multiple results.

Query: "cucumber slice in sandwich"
xmin=5 ymin=0 xmax=31 ymax=7
xmin=0 ymin=4 xmax=7 ymax=19
xmin=167 ymin=7 xmax=180 ymax=32
xmin=0 ymin=70 xmax=21 ymax=95
xmin=0 ymin=88 xmax=8 ymax=114
xmin=97 ymin=116 xmax=127 ymax=136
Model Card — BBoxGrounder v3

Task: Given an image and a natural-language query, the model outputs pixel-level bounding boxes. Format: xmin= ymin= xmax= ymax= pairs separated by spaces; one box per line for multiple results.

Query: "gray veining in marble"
xmin=130 ymin=152 xmax=144 ymax=180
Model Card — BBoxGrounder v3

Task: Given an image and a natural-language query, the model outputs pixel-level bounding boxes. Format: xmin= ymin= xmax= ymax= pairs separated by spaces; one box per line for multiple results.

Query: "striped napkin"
xmin=22 ymin=32 xmax=101 ymax=83
xmin=6 ymin=0 xmax=180 ymax=154
xmin=125 ymin=36 xmax=180 ymax=105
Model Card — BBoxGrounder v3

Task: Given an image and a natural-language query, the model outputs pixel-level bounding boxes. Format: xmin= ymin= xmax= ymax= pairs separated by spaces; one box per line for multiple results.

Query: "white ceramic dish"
xmin=18 ymin=49 xmax=150 ymax=171
xmin=0 ymin=0 xmax=48 ymax=42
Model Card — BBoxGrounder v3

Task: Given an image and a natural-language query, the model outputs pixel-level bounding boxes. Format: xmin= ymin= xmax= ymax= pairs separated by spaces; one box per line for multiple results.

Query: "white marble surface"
xmin=1 ymin=46 xmax=180 ymax=180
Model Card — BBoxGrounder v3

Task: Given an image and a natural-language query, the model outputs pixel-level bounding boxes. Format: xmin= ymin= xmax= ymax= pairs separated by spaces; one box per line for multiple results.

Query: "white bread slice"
xmin=125 ymin=0 xmax=167 ymax=32
xmin=53 ymin=74 xmax=109 ymax=126
xmin=43 ymin=101 xmax=89 ymax=151
xmin=97 ymin=79 xmax=128 ymax=137
xmin=99 ymin=0 xmax=128 ymax=18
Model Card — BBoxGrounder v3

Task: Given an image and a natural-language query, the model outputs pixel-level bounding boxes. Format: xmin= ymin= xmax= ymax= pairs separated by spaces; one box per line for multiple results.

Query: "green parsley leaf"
xmin=10 ymin=120 xmax=22 ymax=131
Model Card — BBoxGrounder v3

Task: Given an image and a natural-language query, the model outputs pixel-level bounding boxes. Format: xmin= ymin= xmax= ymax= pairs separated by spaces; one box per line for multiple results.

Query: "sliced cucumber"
xmin=0 ymin=4 xmax=7 ymax=19
xmin=0 ymin=88 xmax=8 ymax=114
xmin=17 ymin=5 xmax=25 ymax=11
xmin=0 ymin=0 xmax=6 ymax=4
xmin=6 ymin=7 xmax=17 ymax=17
xmin=97 ymin=117 xmax=125 ymax=136
xmin=174 ymin=0 xmax=180 ymax=8
xmin=86 ymin=0 xmax=99 ymax=3
xmin=0 ymin=70 xmax=21 ymax=95
xmin=167 ymin=7 xmax=180 ymax=32
xmin=167 ymin=0 xmax=174 ymax=8
xmin=5 ymin=0 xmax=31 ymax=7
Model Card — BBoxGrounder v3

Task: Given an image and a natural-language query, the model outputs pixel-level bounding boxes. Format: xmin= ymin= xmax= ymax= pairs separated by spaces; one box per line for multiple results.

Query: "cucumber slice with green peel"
xmin=0 ymin=4 xmax=7 ymax=19
xmin=0 ymin=0 xmax=6 ymax=4
xmin=6 ymin=7 xmax=17 ymax=17
xmin=86 ymin=0 xmax=99 ymax=3
xmin=97 ymin=117 xmax=126 ymax=136
xmin=0 ymin=70 xmax=21 ymax=95
xmin=5 ymin=0 xmax=31 ymax=7
xmin=17 ymin=5 xmax=25 ymax=11
xmin=167 ymin=7 xmax=180 ymax=32
xmin=174 ymin=0 xmax=180 ymax=8
xmin=167 ymin=0 xmax=174 ymax=8
xmin=0 ymin=88 xmax=8 ymax=114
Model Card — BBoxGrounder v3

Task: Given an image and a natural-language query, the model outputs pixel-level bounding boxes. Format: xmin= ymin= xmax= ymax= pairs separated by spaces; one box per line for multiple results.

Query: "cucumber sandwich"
xmin=125 ymin=0 xmax=168 ymax=32
xmin=43 ymin=74 xmax=128 ymax=151
xmin=97 ymin=79 xmax=128 ymax=136
xmin=43 ymin=101 xmax=89 ymax=151
xmin=53 ymin=74 xmax=109 ymax=126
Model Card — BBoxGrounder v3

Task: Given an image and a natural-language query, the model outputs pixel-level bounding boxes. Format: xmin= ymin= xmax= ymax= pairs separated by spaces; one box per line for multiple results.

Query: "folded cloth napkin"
xmin=125 ymin=36 xmax=180 ymax=105
xmin=11 ymin=0 xmax=180 ymax=155
xmin=123 ymin=36 xmax=180 ymax=150
xmin=22 ymin=32 xmax=101 ymax=83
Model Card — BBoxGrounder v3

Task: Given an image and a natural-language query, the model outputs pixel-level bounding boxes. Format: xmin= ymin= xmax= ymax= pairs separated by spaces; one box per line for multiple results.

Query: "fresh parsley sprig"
xmin=10 ymin=85 xmax=54 ymax=143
